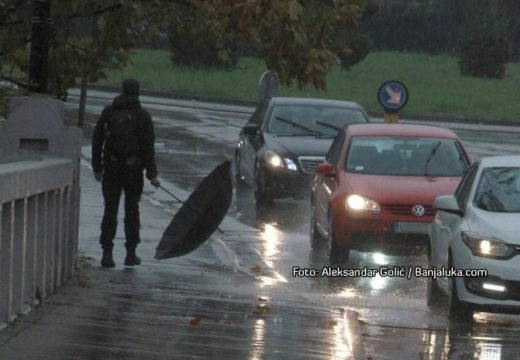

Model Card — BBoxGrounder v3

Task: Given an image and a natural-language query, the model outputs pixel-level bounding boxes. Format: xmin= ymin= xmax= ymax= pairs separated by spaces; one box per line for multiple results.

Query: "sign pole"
xmin=383 ymin=111 xmax=400 ymax=124
xmin=258 ymin=70 xmax=278 ymax=102
xmin=377 ymin=80 xmax=409 ymax=123
xmin=28 ymin=0 xmax=53 ymax=94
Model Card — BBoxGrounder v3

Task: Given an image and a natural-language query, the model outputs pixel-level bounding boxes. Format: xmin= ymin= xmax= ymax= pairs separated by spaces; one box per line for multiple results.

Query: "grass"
xmin=99 ymin=49 xmax=520 ymax=122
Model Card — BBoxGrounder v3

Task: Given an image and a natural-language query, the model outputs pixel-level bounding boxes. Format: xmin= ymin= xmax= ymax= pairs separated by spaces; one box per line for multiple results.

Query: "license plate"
xmin=393 ymin=222 xmax=430 ymax=234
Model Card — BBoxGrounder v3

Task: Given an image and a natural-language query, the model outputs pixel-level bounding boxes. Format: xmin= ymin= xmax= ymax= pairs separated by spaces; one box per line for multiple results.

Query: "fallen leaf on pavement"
xmin=189 ymin=317 xmax=202 ymax=328
xmin=251 ymin=265 xmax=263 ymax=274
xmin=72 ymin=273 xmax=91 ymax=288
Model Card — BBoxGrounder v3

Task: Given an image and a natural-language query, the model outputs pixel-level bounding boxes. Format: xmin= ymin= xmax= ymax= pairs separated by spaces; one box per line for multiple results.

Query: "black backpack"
xmin=105 ymin=108 xmax=140 ymax=160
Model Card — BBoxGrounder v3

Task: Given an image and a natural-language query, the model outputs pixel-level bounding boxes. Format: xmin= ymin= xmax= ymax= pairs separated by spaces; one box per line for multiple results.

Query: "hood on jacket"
xmin=122 ymin=78 xmax=140 ymax=96
xmin=112 ymin=79 xmax=141 ymax=110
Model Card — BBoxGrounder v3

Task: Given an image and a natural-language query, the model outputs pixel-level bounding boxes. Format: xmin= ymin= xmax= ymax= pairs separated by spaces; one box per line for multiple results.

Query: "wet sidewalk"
xmin=0 ymin=160 xmax=366 ymax=360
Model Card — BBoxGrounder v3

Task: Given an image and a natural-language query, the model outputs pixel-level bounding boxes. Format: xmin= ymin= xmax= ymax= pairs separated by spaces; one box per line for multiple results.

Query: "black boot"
xmin=101 ymin=249 xmax=115 ymax=268
xmin=124 ymin=247 xmax=141 ymax=266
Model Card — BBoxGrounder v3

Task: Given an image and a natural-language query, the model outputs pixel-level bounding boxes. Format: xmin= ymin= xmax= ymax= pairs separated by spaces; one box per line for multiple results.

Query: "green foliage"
xmin=451 ymin=0 xmax=513 ymax=79
xmin=99 ymin=49 xmax=520 ymax=122
xmin=160 ymin=0 xmax=369 ymax=89
xmin=0 ymin=0 xmax=159 ymax=104
xmin=360 ymin=1 xmax=461 ymax=54
xmin=335 ymin=32 xmax=372 ymax=70
xmin=362 ymin=0 xmax=518 ymax=79
xmin=458 ymin=29 xmax=512 ymax=79
xmin=167 ymin=5 xmax=240 ymax=68
xmin=0 ymin=0 xmax=369 ymax=111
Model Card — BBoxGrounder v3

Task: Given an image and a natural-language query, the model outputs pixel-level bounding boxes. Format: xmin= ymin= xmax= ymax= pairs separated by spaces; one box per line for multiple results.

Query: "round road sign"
xmin=377 ymin=80 xmax=408 ymax=111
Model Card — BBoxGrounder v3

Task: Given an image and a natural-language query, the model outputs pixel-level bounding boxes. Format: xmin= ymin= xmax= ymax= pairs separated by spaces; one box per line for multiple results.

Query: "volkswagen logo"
xmin=411 ymin=204 xmax=425 ymax=217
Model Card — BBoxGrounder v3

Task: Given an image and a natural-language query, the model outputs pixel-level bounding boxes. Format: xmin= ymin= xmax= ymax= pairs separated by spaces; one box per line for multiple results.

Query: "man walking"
xmin=92 ymin=79 xmax=160 ymax=267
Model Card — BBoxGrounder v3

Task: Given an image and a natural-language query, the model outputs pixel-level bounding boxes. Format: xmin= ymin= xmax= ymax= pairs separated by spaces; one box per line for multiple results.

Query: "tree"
xmin=0 ymin=0 xmax=368 ymax=117
xmin=457 ymin=0 xmax=512 ymax=78
xmin=458 ymin=28 xmax=512 ymax=78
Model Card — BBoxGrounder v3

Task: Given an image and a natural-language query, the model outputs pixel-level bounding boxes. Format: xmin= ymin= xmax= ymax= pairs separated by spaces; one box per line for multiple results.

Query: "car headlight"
xmin=264 ymin=151 xmax=298 ymax=171
xmin=284 ymin=158 xmax=298 ymax=171
xmin=265 ymin=150 xmax=283 ymax=168
xmin=462 ymin=232 xmax=514 ymax=259
xmin=346 ymin=194 xmax=380 ymax=213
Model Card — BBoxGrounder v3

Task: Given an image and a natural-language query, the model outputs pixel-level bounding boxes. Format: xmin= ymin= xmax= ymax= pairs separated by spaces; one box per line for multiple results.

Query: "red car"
xmin=310 ymin=123 xmax=472 ymax=260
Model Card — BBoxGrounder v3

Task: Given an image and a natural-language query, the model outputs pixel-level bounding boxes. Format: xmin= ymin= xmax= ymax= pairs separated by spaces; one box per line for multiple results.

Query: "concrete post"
xmin=0 ymin=95 xmax=81 ymax=328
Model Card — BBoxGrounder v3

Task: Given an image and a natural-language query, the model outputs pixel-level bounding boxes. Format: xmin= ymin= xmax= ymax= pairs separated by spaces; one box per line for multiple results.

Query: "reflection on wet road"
xmin=71 ymin=93 xmax=520 ymax=359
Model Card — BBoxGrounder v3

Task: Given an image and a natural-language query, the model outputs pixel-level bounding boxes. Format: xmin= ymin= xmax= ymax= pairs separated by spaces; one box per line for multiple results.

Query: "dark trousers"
xmin=100 ymin=165 xmax=144 ymax=251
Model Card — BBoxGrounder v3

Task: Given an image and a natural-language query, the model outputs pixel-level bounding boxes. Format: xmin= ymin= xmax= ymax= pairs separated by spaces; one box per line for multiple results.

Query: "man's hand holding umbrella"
xmin=150 ymin=178 xmax=160 ymax=188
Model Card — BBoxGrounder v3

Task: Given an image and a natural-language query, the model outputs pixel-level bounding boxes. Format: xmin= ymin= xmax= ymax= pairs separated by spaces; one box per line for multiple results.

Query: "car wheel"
xmin=426 ymin=254 xmax=443 ymax=307
xmin=327 ymin=214 xmax=349 ymax=262
xmin=310 ymin=201 xmax=324 ymax=249
xmin=234 ymin=152 xmax=247 ymax=193
xmin=448 ymin=255 xmax=473 ymax=321
xmin=254 ymin=163 xmax=273 ymax=209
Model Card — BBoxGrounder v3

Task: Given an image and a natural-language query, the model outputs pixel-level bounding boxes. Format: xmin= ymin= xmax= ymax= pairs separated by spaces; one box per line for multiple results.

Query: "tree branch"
xmin=0 ymin=75 xmax=28 ymax=88
xmin=0 ymin=0 xmax=29 ymax=27
xmin=61 ymin=3 xmax=124 ymax=21
xmin=63 ymin=0 xmax=191 ymax=21
xmin=0 ymin=0 xmax=27 ymax=19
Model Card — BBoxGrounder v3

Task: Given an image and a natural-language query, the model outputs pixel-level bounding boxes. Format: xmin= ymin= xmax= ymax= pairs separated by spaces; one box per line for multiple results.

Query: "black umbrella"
xmin=155 ymin=160 xmax=233 ymax=259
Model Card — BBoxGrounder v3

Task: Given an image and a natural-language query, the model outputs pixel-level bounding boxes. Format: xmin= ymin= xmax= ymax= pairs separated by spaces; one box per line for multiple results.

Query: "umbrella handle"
xmin=159 ymin=185 xmax=184 ymax=204
xmin=159 ymin=185 xmax=225 ymax=235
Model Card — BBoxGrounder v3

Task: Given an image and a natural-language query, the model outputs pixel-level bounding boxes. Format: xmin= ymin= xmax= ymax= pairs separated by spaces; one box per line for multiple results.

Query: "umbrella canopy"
xmin=155 ymin=160 xmax=233 ymax=259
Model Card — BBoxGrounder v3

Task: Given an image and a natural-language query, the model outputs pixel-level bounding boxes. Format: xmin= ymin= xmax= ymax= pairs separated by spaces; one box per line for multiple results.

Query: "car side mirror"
xmin=315 ymin=163 xmax=336 ymax=177
xmin=243 ymin=124 xmax=259 ymax=136
xmin=433 ymin=195 xmax=463 ymax=216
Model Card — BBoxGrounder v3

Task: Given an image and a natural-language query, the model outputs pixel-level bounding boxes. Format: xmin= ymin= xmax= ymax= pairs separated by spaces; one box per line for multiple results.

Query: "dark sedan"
xmin=234 ymin=97 xmax=369 ymax=208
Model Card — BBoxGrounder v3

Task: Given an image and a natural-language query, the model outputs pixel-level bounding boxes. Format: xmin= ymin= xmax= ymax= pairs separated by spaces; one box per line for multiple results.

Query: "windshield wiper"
xmin=315 ymin=120 xmax=342 ymax=132
xmin=275 ymin=116 xmax=324 ymax=136
xmin=424 ymin=141 xmax=442 ymax=176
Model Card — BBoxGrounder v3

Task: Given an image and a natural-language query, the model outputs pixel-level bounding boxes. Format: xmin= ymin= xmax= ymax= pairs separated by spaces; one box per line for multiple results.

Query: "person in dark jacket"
xmin=92 ymin=79 xmax=160 ymax=267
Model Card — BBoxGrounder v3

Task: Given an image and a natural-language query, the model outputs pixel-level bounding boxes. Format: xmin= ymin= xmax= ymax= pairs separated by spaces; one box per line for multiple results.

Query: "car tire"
xmin=448 ymin=255 xmax=473 ymax=321
xmin=254 ymin=163 xmax=273 ymax=209
xmin=327 ymin=214 xmax=349 ymax=262
xmin=310 ymin=201 xmax=324 ymax=249
xmin=234 ymin=152 xmax=247 ymax=193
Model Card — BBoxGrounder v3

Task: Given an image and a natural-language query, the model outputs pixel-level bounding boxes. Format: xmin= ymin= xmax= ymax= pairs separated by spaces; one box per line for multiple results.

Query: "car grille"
xmin=382 ymin=204 xmax=436 ymax=216
xmin=298 ymin=156 xmax=325 ymax=174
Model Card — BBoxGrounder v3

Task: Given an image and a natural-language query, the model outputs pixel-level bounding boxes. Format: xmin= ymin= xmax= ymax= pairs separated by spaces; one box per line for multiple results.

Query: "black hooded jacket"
xmin=92 ymin=93 xmax=158 ymax=179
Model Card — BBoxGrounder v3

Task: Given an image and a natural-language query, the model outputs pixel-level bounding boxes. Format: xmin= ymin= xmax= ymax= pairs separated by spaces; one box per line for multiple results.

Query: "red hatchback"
xmin=310 ymin=123 xmax=472 ymax=260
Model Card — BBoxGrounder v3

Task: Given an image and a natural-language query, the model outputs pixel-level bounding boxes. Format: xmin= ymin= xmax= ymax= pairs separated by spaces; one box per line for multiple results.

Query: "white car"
xmin=428 ymin=155 xmax=520 ymax=319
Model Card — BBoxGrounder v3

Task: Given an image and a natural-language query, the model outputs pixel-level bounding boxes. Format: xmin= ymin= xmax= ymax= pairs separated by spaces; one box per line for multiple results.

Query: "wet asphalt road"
xmin=62 ymin=91 xmax=520 ymax=359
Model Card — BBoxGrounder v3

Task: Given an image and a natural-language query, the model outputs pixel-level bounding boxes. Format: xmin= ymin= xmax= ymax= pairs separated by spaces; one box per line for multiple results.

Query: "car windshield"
xmin=345 ymin=136 xmax=467 ymax=176
xmin=474 ymin=167 xmax=520 ymax=213
xmin=266 ymin=104 xmax=366 ymax=137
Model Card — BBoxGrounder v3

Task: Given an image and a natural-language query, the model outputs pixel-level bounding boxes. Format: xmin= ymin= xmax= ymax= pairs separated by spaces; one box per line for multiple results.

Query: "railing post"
xmin=12 ymin=198 xmax=28 ymax=316
xmin=25 ymin=195 xmax=38 ymax=307
xmin=46 ymin=190 xmax=56 ymax=295
xmin=35 ymin=192 xmax=48 ymax=303
xmin=0 ymin=202 xmax=15 ymax=324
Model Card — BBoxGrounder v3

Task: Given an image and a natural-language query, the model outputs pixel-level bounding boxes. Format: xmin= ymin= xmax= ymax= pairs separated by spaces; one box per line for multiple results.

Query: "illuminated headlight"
xmin=346 ymin=194 xmax=380 ymax=213
xmin=264 ymin=151 xmax=297 ymax=171
xmin=482 ymin=283 xmax=506 ymax=292
xmin=462 ymin=232 xmax=513 ymax=259
xmin=284 ymin=158 xmax=298 ymax=171
xmin=265 ymin=150 xmax=283 ymax=168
